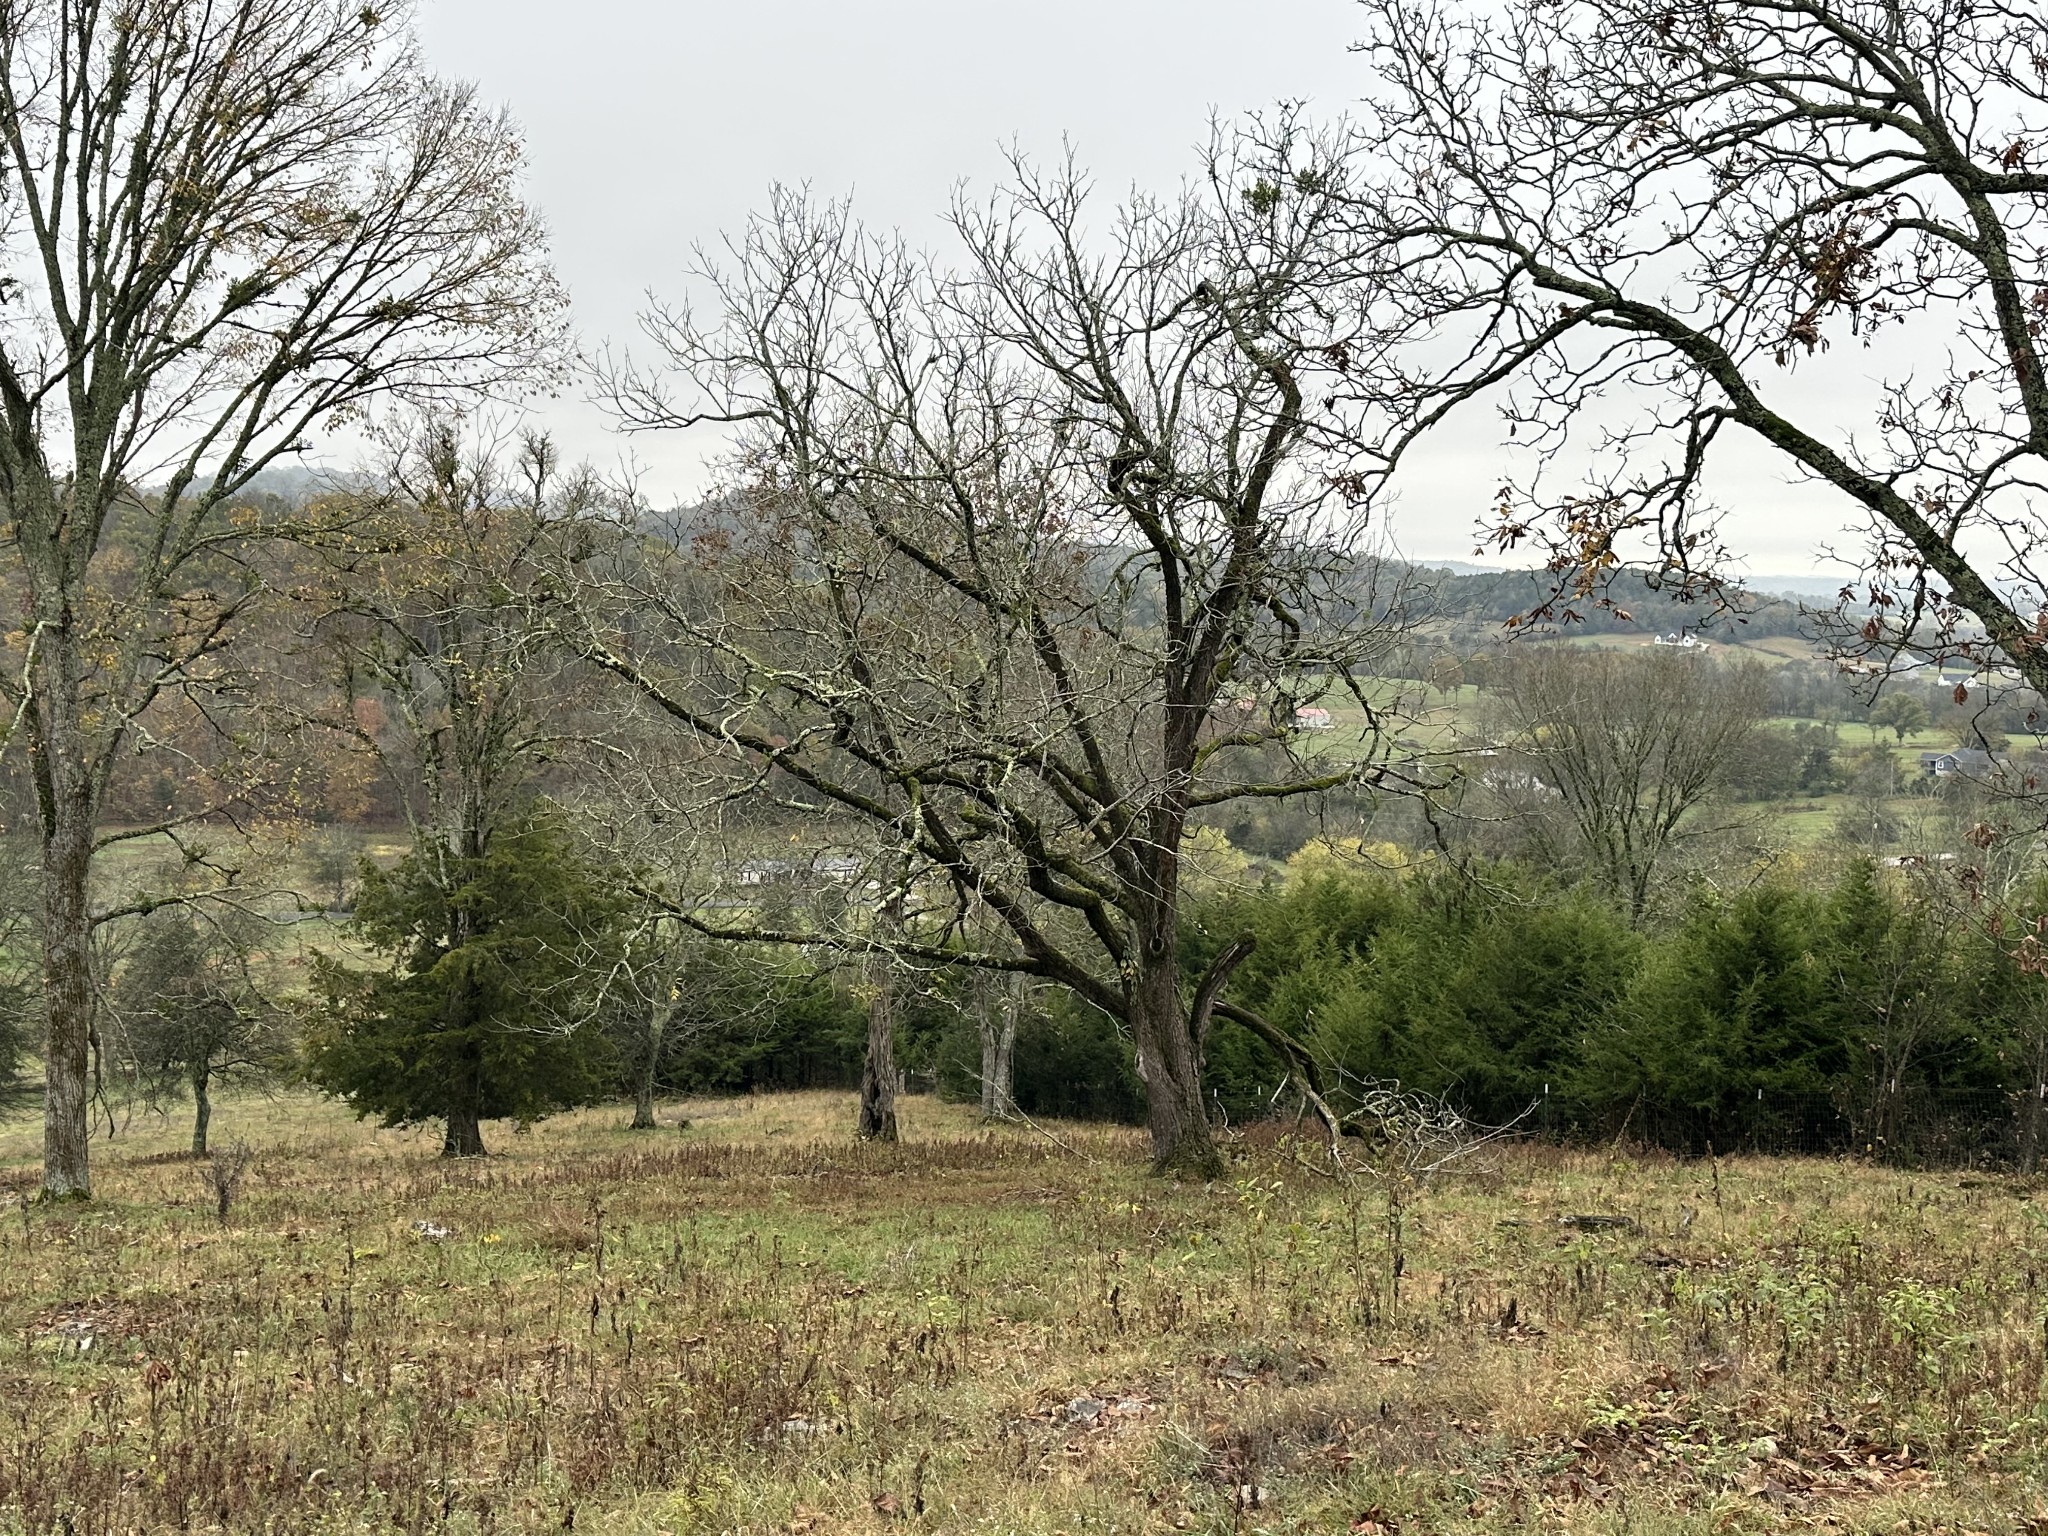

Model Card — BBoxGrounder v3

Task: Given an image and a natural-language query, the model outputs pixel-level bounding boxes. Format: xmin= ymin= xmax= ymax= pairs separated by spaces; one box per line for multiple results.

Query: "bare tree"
xmin=599 ymin=913 xmax=780 ymax=1133
xmin=566 ymin=134 xmax=1407 ymax=1175
xmin=104 ymin=909 xmax=283 ymax=1157
xmin=0 ymin=1 xmax=564 ymax=1196
xmin=1472 ymin=647 xmax=1768 ymax=921
xmin=619 ymin=919 xmax=691 ymax=1132
xmin=1349 ymin=0 xmax=2048 ymax=688
xmin=312 ymin=424 xmax=574 ymax=876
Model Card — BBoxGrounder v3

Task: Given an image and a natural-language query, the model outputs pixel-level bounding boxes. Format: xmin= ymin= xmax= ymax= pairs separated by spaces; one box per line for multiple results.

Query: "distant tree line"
xmin=1407 ymin=567 xmax=1815 ymax=642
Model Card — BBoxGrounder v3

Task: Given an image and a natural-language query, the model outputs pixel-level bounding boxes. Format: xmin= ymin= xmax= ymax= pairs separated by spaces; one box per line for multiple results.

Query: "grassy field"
xmin=0 ymin=1091 xmax=2043 ymax=1534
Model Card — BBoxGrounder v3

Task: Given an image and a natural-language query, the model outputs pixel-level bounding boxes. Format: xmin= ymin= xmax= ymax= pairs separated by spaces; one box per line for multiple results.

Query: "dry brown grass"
xmin=0 ymin=1091 xmax=2041 ymax=1534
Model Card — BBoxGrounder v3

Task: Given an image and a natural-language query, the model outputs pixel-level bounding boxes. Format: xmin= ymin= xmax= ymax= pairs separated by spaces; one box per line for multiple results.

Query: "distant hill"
xmin=1412 ymin=557 xmax=1513 ymax=576
xmin=1411 ymin=564 xmax=1815 ymax=639
xmin=136 ymin=462 xmax=378 ymax=506
xmin=1744 ymin=573 xmax=1858 ymax=601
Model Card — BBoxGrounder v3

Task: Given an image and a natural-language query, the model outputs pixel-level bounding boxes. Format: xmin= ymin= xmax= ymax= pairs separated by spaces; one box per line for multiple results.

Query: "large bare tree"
xmin=0 ymin=1 xmax=563 ymax=1195
xmin=567 ymin=138 xmax=1406 ymax=1175
xmin=1349 ymin=0 xmax=2048 ymax=683
xmin=1472 ymin=646 xmax=1768 ymax=921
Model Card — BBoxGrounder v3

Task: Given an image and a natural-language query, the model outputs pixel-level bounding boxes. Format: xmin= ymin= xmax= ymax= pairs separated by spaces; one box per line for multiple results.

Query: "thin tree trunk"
xmin=442 ymin=1106 xmax=487 ymax=1158
xmin=858 ymin=962 xmax=900 ymax=1142
xmin=631 ymin=997 xmax=671 ymax=1131
xmin=976 ymin=972 xmax=999 ymax=1120
xmin=191 ymin=1067 xmax=212 ymax=1158
xmin=442 ymin=879 xmax=489 ymax=1159
xmin=993 ymin=977 xmax=1018 ymax=1119
xmin=39 ymin=795 xmax=96 ymax=1199
xmin=976 ymin=971 xmax=1021 ymax=1121
xmin=1131 ymin=939 xmax=1220 ymax=1177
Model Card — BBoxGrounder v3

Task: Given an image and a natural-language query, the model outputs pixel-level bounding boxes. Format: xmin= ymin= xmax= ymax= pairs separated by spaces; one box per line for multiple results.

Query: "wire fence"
xmin=1528 ymin=1085 xmax=2048 ymax=1170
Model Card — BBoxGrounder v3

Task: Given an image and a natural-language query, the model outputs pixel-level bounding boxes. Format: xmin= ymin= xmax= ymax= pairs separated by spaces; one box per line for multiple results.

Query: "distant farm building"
xmin=1292 ymin=706 xmax=1334 ymax=731
xmin=1917 ymin=748 xmax=2001 ymax=779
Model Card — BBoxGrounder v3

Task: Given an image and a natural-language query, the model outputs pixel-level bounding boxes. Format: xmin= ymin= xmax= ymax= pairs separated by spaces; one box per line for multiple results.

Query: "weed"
xmin=199 ymin=1139 xmax=253 ymax=1224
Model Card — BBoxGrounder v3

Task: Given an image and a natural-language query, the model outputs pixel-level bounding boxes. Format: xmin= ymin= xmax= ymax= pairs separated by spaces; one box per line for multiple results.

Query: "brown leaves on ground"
xmin=1508 ymin=1371 xmax=1945 ymax=1517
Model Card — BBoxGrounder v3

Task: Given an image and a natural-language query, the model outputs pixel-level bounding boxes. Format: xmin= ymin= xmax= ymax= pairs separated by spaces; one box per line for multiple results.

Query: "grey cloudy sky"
xmin=412 ymin=0 xmax=1849 ymax=575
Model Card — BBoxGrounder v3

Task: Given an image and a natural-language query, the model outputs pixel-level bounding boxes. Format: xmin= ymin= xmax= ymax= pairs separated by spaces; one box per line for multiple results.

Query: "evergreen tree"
xmin=1576 ymin=885 xmax=1843 ymax=1150
xmin=307 ymin=813 xmax=628 ymax=1156
xmin=1824 ymin=861 xmax=1998 ymax=1153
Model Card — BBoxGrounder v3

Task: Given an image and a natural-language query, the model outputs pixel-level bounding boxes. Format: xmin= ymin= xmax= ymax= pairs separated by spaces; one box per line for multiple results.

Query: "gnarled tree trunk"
xmin=1131 ymin=936 xmax=1219 ymax=1178
xmin=857 ymin=960 xmax=900 ymax=1142
xmin=631 ymin=990 xmax=677 ymax=1131
xmin=191 ymin=1066 xmax=212 ymax=1158
xmin=631 ymin=1055 xmax=659 ymax=1130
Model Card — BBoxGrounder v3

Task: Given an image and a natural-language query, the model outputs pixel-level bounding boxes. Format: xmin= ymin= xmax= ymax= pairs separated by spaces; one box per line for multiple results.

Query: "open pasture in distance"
xmin=1296 ymin=647 xmax=2012 ymax=856
xmin=0 ymin=1091 xmax=2043 ymax=1534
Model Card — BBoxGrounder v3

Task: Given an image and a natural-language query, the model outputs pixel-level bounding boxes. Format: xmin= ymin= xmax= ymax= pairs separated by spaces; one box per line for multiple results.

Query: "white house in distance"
xmin=1653 ymin=631 xmax=1711 ymax=651
xmin=1226 ymin=699 xmax=1336 ymax=731
xmin=1916 ymin=747 xmax=2002 ymax=780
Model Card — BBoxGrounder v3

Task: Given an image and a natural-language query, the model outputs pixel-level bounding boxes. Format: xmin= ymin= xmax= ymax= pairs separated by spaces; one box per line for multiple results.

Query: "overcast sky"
xmin=411 ymin=0 xmax=1852 ymax=576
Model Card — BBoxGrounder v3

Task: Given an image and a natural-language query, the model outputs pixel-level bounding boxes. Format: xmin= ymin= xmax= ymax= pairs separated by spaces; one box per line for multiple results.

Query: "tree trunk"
xmin=994 ymin=981 xmax=1018 ymax=1119
xmin=440 ymin=898 xmax=490 ymax=1158
xmin=858 ymin=962 xmax=900 ymax=1142
xmin=442 ymin=1106 xmax=487 ymax=1158
xmin=191 ymin=1068 xmax=212 ymax=1158
xmin=1131 ymin=940 xmax=1220 ymax=1177
xmin=975 ymin=973 xmax=998 ymax=1120
xmin=38 ymin=796 xmax=96 ymax=1200
xmin=631 ymin=991 xmax=679 ymax=1131
xmin=977 ymin=971 xmax=1020 ymax=1121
